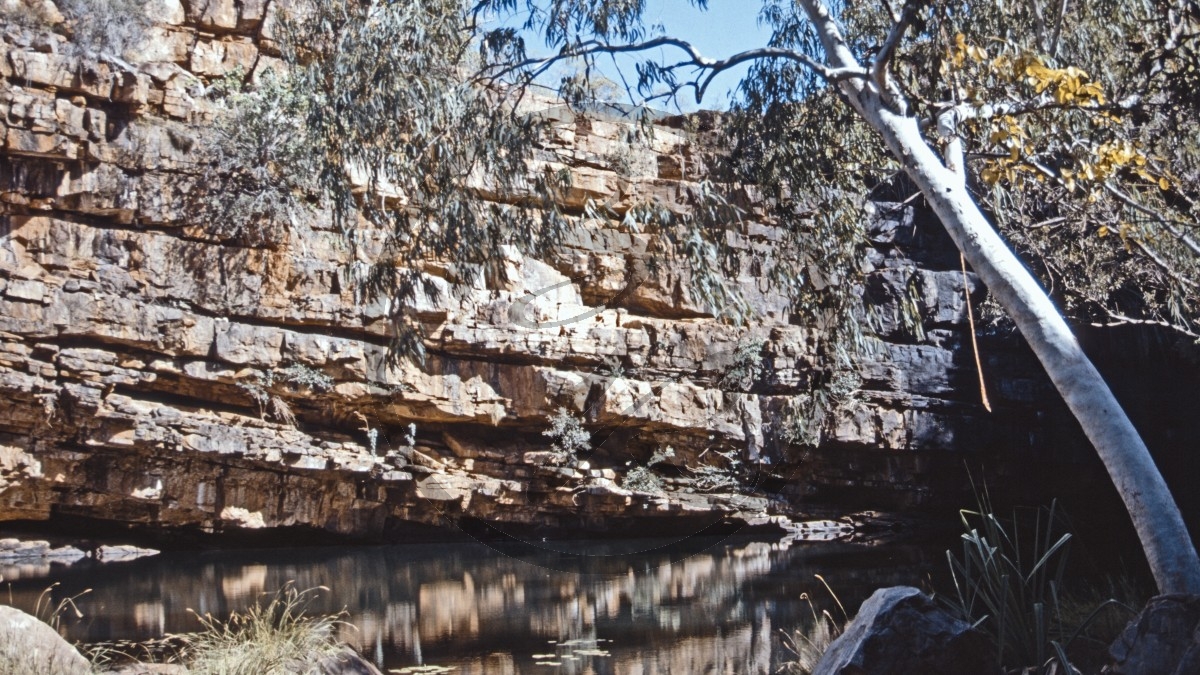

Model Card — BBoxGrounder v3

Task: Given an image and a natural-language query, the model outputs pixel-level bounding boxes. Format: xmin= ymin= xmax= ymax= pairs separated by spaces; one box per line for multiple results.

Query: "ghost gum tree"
xmin=471 ymin=0 xmax=1200 ymax=594
xmin=206 ymin=0 xmax=1200 ymax=593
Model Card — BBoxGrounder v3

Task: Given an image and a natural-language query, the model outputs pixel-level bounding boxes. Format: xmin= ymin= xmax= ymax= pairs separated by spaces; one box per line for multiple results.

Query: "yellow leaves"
xmin=1024 ymin=61 xmax=1106 ymax=105
xmin=1060 ymin=168 xmax=1076 ymax=192
xmin=984 ymin=115 xmax=1031 ymax=166
xmin=1095 ymin=224 xmax=1134 ymax=245
xmin=980 ymin=158 xmax=1035 ymax=187
xmin=988 ymin=115 xmax=1028 ymax=144
xmin=1091 ymin=140 xmax=1149 ymax=183
xmin=946 ymin=33 xmax=988 ymax=70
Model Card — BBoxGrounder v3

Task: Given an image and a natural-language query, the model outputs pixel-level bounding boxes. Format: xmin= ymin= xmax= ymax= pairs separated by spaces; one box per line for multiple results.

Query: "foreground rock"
xmin=0 ymin=604 xmax=91 ymax=675
xmin=813 ymin=586 xmax=1000 ymax=675
xmin=313 ymin=646 xmax=385 ymax=675
xmin=1106 ymin=594 xmax=1200 ymax=675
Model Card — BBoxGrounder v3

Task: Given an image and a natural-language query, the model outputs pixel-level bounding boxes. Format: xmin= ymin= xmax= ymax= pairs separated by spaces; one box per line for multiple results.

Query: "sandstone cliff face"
xmin=0 ymin=1 xmax=1099 ymax=544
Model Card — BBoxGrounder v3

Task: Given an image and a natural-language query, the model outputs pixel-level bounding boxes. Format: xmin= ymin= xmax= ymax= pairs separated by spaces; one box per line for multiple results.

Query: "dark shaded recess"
xmin=1078 ymin=325 xmax=1200 ymax=537
xmin=850 ymin=202 xmax=1200 ymax=581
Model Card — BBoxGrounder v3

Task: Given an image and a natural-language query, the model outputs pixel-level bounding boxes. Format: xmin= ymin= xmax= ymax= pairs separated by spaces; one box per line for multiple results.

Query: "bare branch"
xmin=692 ymin=47 xmax=867 ymax=102
xmin=1105 ymin=182 xmax=1200 ymax=257
xmin=476 ymin=34 xmax=868 ymax=104
xmin=1091 ymin=311 xmax=1200 ymax=340
xmin=1048 ymin=0 xmax=1071 ymax=58
xmin=872 ymin=0 xmax=920 ymax=94
xmin=1130 ymin=237 xmax=1200 ymax=289
xmin=882 ymin=0 xmax=904 ymax=24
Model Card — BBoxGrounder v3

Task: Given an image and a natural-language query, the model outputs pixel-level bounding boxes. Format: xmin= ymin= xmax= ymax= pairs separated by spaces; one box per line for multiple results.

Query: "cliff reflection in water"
xmin=7 ymin=536 xmax=937 ymax=673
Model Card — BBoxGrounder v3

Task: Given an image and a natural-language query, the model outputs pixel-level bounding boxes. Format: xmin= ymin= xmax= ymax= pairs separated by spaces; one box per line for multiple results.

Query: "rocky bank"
xmin=0 ymin=0 xmax=1129 ymax=546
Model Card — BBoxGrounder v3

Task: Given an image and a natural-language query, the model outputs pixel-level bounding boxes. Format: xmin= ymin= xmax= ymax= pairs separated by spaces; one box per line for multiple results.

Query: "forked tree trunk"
xmin=797 ymin=0 xmax=1200 ymax=594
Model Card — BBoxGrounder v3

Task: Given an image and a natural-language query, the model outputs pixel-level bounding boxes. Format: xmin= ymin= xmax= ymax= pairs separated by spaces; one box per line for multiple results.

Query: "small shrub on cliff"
xmin=235 ymin=371 xmax=297 ymax=426
xmin=717 ymin=338 xmax=766 ymax=392
xmin=543 ymin=407 xmax=590 ymax=464
xmin=191 ymin=70 xmax=325 ymax=248
xmin=1 ymin=0 xmax=150 ymax=63
xmin=279 ymin=364 xmax=334 ymax=393
xmin=620 ymin=465 xmax=662 ymax=494
xmin=58 ymin=0 xmax=150 ymax=62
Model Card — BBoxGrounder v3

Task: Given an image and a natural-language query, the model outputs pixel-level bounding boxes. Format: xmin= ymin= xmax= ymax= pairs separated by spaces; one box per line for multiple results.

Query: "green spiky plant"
xmin=945 ymin=488 xmax=1077 ymax=673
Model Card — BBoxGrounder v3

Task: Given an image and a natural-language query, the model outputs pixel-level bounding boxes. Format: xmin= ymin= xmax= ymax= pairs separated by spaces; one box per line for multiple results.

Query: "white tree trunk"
xmin=796 ymin=0 xmax=1200 ymax=594
xmin=869 ymin=103 xmax=1200 ymax=594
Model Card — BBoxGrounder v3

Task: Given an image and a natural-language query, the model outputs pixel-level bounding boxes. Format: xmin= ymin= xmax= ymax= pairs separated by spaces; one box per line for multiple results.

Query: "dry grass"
xmin=85 ymin=585 xmax=349 ymax=675
xmin=779 ymin=575 xmax=848 ymax=674
xmin=177 ymin=585 xmax=346 ymax=675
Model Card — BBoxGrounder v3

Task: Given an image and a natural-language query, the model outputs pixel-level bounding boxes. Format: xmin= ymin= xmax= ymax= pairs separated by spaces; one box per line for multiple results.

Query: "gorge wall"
xmin=0 ymin=0 xmax=1125 ymax=546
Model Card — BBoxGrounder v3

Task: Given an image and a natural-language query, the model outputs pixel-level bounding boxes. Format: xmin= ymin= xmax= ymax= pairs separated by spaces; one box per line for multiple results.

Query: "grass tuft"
xmin=778 ymin=575 xmax=848 ymax=674
xmin=175 ymin=585 xmax=347 ymax=675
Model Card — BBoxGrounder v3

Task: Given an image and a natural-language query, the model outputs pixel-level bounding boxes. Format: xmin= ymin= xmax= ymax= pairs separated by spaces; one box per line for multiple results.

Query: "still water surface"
xmin=3 ymin=536 xmax=940 ymax=674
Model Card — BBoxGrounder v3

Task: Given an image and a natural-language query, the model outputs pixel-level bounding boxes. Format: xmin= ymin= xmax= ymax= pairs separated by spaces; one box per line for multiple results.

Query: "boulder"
xmin=1106 ymin=594 xmax=1200 ymax=675
xmin=312 ymin=646 xmax=385 ymax=675
xmin=813 ymin=586 xmax=1000 ymax=675
xmin=0 ymin=604 xmax=91 ymax=675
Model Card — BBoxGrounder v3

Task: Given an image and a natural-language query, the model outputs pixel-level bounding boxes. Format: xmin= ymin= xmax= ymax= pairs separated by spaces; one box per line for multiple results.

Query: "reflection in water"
xmin=4 ymin=537 xmax=938 ymax=673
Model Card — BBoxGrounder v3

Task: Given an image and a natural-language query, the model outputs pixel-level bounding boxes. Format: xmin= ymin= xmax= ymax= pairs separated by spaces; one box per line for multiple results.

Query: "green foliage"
xmin=619 ymin=465 xmax=662 ymax=494
xmin=1 ymin=0 xmax=150 ymax=62
xmin=479 ymin=0 xmax=1200 ymax=349
xmin=717 ymin=337 xmax=766 ymax=392
xmin=620 ymin=446 xmax=673 ymax=493
xmin=196 ymin=0 xmax=575 ymax=362
xmin=838 ymin=0 xmax=1200 ymax=340
xmin=192 ymin=70 xmax=325 ymax=247
xmin=945 ymin=495 xmax=1078 ymax=673
xmin=647 ymin=445 xmax=675 ymax=465
xmin=278 ymin=364 xmax=334 ymax=393
xmin=542 ymin=407 xmax=591 ymax=463
xmin=178 ymin=586 xmax=344 ymax=675
xmin=57 ymin=0 xmax=149 ymax=61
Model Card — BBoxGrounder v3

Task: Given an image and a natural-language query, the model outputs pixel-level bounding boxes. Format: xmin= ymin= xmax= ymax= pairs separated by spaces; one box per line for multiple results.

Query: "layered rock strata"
xmin=0 ymin=1 xmax=1104 ymax=544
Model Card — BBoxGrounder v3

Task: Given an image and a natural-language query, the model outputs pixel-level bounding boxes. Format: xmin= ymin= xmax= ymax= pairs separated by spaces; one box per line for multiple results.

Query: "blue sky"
xmin=621 ymin=1 xmax=774 ymax=110
xmin=498 ymin=1 xmax=775 ymax=112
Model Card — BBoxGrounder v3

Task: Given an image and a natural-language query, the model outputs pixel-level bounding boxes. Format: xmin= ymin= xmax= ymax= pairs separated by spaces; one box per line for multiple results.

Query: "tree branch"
xmin=1130 ymin=236 xmax=1200 ymax=289
xmin=1105 ymin=182 xmax=1200 ymax=257
xmin=797 ymin=0 xmax=863 ymax=73
xmin=872 ymin=0 xmax=920 ymax=98
xmin=692 ymin=47 xmax=867 ymax=102
xmin=1048 ymin=0 xmax=1071 ymax=58
xmin=1091 ymin=310 xmax=1200 ymax=340
xmin=477 ymin=34 xmax=868 ymax=104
